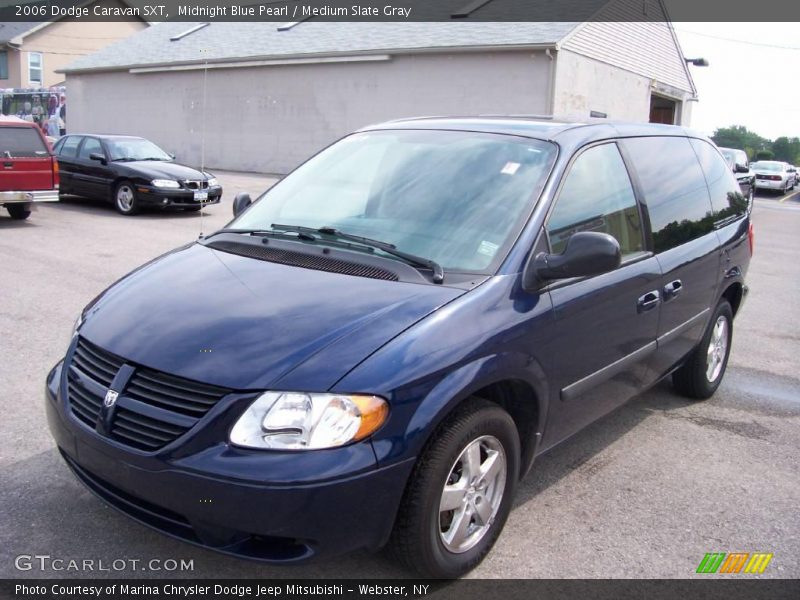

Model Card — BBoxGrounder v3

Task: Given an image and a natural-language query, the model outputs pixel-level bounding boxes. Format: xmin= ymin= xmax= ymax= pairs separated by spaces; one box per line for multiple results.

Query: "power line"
xmin=673 ymin=26 xmax=800 ymax=51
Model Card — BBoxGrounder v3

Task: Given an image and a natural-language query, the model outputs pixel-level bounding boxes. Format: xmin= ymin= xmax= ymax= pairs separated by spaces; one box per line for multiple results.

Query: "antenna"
xmin=198 ymin=50 xmax=208 ymax=239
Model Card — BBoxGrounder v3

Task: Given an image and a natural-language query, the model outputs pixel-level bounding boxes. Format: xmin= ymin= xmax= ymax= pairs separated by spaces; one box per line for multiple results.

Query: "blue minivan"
xmin=46 ymin=118 xmax=752 ymax=577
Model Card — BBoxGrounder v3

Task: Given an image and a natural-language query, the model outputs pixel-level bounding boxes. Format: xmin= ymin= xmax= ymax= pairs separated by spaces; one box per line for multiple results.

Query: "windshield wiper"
xmin=204 ymin=228 xmax=318 ymax=242
xmin=272 ymin=223 xmax=444 ymax=284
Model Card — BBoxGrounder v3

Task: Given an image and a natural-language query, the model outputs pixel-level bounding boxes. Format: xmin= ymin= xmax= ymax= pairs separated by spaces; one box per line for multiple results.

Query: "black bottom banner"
xmin=2 ymin=579 xmax=799 ymax=600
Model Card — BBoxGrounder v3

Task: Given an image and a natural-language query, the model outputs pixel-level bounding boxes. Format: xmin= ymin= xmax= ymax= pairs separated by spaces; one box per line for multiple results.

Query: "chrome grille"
xmin=182 ymin=179 xmax=208 ymax=190
xmin=65 ymin=337 xmax=230 ymax=452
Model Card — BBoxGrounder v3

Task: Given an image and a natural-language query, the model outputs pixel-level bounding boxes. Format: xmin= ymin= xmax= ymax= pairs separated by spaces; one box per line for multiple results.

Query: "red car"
xmin=0 ymin=116 xmax=59 ymax=220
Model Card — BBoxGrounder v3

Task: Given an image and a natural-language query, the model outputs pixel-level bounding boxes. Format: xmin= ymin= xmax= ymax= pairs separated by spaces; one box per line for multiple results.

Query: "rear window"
xmin=0 ymin=126 xmax=48 ymax=157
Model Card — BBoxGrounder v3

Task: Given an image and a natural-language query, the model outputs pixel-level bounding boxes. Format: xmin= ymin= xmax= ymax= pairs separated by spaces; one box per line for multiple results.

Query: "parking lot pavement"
xmin=1 ymin=173 xmax=798 ymax=579
xmin=755 ymin=187 xmax=800 ymax=204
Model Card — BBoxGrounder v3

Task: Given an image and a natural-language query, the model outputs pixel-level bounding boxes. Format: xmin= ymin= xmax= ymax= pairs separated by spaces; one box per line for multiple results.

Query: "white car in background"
xmin=753 ymin=161 xmax=796 ymax=194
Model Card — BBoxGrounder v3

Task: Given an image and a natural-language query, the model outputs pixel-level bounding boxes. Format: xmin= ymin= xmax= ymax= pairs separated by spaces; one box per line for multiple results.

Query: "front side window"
xmin=78 ymin=137 xmax=103 ymax=160
xmin=28 ymin=52 xmax=42 ymax=85
xmin=547 ymin=143 xmax=644 ymax=258
xmin=623 ymin=137 xmax=714 ymax=253
xmin=232 ymin=130 xmax=557 ymax=273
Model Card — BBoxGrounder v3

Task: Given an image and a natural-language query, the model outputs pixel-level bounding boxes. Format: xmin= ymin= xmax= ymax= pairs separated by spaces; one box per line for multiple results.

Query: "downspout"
xmin=545 ymin=48 xmax=556 ymax=116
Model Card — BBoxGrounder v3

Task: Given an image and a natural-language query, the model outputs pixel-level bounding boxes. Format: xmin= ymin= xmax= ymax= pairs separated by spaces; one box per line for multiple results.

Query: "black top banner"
xmin=1 ymin=0 xmax=800 ymax=22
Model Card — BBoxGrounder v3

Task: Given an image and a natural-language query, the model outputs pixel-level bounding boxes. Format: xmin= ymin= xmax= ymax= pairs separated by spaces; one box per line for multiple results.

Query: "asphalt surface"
xmin=1 ymin=175 xmax=798 ymax=579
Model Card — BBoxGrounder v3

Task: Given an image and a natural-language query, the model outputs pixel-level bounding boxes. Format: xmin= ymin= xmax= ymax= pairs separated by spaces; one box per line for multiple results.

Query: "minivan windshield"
xmin=106 ymin=138 xmax=172 ymax=162
xmin=231 ymin=130 xmax=557 ymax=272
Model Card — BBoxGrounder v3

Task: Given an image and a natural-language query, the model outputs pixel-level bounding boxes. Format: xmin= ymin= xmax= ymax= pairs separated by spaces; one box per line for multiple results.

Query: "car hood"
xmin=79 ymin=243 xmax=463 ymax=391
xmin=117 ymin=160 xmax=210 ymax=180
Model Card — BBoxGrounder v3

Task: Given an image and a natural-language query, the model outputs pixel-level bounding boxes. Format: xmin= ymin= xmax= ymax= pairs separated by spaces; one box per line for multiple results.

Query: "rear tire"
xmin=388 ymin=398 xmax=519 ymax=578
xmin=672 ymin=300 xmax=733 ymax=400
xmin=114 ymin=180 xmax=139 ymax=215
xmin=6 ymin=204 xmax=31 ymax=220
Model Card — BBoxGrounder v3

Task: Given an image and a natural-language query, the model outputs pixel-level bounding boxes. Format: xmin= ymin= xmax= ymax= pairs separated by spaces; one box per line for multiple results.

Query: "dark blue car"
xmin=46 ymin=117 xmax=752 ymax=577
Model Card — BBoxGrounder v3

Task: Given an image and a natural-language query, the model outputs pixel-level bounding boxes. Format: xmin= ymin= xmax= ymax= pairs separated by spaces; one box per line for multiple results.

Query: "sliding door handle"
xmin=664 ymin=279 xmax=683 ymax=301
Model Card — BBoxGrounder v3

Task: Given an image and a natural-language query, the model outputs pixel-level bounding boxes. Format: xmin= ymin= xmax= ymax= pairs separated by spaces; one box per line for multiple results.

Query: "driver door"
xmin=540 ymin=142 xmax=662 ymax=449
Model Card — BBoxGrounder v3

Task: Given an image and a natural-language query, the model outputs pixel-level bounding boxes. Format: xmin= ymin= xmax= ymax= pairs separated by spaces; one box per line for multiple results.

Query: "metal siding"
xmin=67 ymin=51 xmax=551 ymax=174
xmin=562 ymin=1 xmax=692 ymax=94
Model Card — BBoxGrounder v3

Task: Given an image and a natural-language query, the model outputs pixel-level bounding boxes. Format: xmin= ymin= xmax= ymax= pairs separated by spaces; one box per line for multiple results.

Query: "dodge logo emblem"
xmin=104 ymin=390 xmax=119 ymax=408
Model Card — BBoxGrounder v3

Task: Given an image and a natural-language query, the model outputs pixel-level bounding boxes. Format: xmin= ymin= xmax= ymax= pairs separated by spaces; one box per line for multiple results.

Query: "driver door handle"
xmin=637 ymin=290 xmax=661 ymax=313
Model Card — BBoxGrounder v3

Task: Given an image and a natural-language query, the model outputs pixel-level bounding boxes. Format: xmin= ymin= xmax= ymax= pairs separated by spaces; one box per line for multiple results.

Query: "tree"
xmin=755 ymin=150 xmax=774 ymax=161
xmin=711 ymin=126 xmax=770 ymax=160
xmin=771 ymin=137 xmax=800 ymax=164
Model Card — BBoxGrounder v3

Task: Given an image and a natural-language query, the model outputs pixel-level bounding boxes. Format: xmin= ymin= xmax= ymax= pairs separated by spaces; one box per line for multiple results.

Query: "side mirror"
xmin=89 ymin=152 xmax=107 ymax=164
xmin=735 ymin=163 xmax=749 ymax=173
xmin=524 ymin=232 xmax=621 ymax=288
xmin=232 ymin=192 xmax=252 ymax=217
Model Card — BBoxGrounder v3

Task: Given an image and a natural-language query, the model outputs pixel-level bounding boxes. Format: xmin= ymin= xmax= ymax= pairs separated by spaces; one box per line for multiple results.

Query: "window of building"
xmin=547 ymin=143 xmax=644 ymax=258
xmin=623 ymin=137 xmax=714 ymax=253
xmin=28 ymin=52 xmax=43 ymax=85
xmin=0 ymin=51 xmax=8 ymax=80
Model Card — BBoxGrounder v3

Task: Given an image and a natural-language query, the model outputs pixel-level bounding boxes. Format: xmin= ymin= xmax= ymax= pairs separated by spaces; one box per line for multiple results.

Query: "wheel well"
xmin=470 ymin=379 xmax=540 ymax=465
xmin=721 ymin=282 xmax=744 ymax=317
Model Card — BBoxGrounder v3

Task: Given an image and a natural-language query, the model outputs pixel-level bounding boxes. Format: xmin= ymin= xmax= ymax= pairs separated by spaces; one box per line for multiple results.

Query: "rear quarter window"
xmin=0 ymin=126 xmax=48 ymax=157
xmin=690 ymin=139 xmax=749 ymax=225
xmin=622 ymin=136 xmax=714 ymax=253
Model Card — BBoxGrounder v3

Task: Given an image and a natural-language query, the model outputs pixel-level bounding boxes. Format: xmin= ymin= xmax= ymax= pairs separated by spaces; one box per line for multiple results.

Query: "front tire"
xmin=6 ymin=203 xmax=31 ymax=220
xmin=672 ymin=300 xmax=733 ymax=400
xmin=114 ymin=180 xmax=139 ymax=215
xmin=388 ymin=398 xmax=519 ymax=578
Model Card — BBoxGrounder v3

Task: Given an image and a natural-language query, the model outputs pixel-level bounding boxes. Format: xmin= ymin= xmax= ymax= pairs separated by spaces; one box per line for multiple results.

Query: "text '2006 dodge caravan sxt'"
xmin=46 ymin=118 xmax=752 ymax=577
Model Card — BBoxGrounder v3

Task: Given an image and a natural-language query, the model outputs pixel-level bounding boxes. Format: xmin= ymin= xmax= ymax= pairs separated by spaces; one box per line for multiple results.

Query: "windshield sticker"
xmin=477 ymin=240 xmax=499 ymax=257
xmin=501 ymin=161 xmax=521 ymax=175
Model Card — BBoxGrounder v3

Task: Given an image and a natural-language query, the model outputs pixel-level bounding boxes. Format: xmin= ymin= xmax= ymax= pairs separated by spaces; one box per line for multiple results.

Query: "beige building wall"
xmin=1 ymin=0 xmax=146 ymax=88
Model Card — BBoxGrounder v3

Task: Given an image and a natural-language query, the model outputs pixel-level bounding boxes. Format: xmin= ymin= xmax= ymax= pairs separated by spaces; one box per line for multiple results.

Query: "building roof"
xmin=0 ymin=1 xmax=150 ymax=45
xmin=0 ymin=21 xmax=40 ymax=44
xmin=61 ymin=21 xmax=582 ymax=73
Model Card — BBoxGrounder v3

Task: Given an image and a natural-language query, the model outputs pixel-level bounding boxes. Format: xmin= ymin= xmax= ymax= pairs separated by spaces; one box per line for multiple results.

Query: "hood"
xmin=120 ymin=160 xmax=210 ymax=180
xmin=79 ymin=243 xmax=463 ymax=391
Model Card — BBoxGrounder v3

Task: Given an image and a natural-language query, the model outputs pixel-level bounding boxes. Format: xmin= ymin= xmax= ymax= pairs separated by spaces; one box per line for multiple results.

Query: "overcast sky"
xmin=673 ymin=22 xmax=799 ymax=140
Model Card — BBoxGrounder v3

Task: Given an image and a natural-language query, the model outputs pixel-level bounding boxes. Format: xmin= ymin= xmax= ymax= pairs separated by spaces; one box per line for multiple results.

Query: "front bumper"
xmin=45 ymin=362 xmax=413 ymax=562
xmin=134 ymin=185 xmax=222 ymax=209
xmin=0 ymin=189 xmax=58 ymax=203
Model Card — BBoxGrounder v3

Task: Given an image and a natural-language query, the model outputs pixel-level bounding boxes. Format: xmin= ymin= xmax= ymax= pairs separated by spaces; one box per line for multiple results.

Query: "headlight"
xmin=206 ymin=177 xmax=218 ymax=187
xmin=229 ymin=392 xmax=388 ymax=450
xmin=151 ymin=179 xmax=180 ymax=188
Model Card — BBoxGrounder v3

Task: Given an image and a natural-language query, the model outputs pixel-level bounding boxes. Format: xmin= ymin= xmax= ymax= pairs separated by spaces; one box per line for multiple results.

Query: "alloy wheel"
xmin=438 ymin=435 xmax=506 ymax=554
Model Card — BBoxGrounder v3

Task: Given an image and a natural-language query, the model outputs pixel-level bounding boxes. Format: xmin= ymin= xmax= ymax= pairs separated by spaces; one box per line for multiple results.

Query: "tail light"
xmin=748 ymin=222 xmax=754 ymax=256
xmin=768 ymin=175 xmax=781 ymax=181
xmin=52 ymin=157 xmax=59 ymax=188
